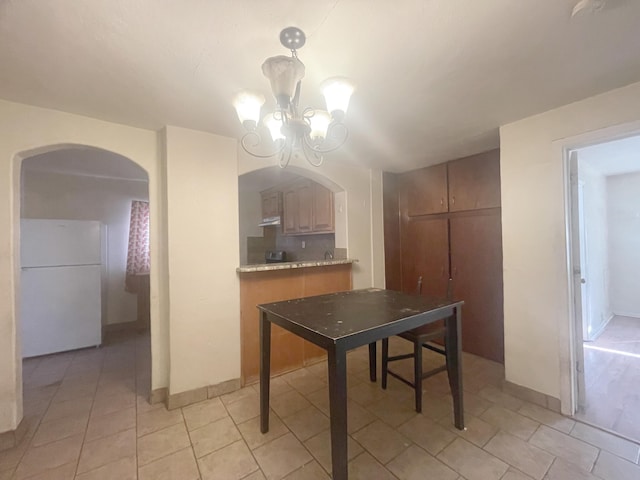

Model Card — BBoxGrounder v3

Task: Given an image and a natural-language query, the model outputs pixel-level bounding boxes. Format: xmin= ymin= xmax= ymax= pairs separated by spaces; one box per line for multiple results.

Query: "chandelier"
xmin=233 ymin=27 xmax=354 ymax=168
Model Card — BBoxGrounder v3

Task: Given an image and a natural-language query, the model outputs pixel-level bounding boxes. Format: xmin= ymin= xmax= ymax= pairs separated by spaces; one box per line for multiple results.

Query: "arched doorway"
xmin=17 ymin=145 xmax=152 ymax=438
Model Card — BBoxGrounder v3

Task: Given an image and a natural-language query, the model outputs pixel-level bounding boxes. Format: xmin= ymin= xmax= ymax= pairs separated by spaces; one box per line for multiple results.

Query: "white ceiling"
xmin=2 ymin=0 xmax=640 ymax=173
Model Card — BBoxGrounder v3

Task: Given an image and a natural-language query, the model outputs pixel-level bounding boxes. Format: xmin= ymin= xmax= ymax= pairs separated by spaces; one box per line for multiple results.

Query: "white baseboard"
xmin=612 ymin=311 xmax=640 ymax=320
xmin=587 ymin=314 xmax=614 ymax=342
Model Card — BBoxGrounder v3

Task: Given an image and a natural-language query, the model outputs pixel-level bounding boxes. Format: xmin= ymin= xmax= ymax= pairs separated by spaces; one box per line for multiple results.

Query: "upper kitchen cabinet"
xmin=283 ymin=179 xmax=334 ymax=235
xmin=283 ymin=180 xmax=313 ymax=234
xmin=296 ymin=180 xmax=314 ymax=233
xmin=261 ymin=189 xmax=282 ymax=219
xmin=400 ymin=163 xmax=448 ymax=217
xmin=447 ymin=149 xmax=501 ymax=212
xmin=312 ymin=182 xmax=334 ymax=232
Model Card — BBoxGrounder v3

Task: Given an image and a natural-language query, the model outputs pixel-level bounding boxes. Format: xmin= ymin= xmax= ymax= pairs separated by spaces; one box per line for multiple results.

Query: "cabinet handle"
xmin=452 ymin=196 xmax=456 ymax=205
xmin=440 ymin=197 xmax=444 ymax=206
xmin=441 ymin=266 xmax=445 ymax=276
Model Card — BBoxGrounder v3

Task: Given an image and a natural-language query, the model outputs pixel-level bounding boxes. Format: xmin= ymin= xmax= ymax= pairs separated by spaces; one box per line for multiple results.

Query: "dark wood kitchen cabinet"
xmin=450 ymin=211 xmax=503 ymax=362
xmin=402 ymin=163 xmax=449 ymax=216
xmin=448 ymin=150 xmax=501 ymax=212
xmin=401 ymin=217 xmax=449 ymax=298
xmin=383 ymin=172 xmax=402 ymax=291
xmin=384 ymin=149 xmax=504 ymax=363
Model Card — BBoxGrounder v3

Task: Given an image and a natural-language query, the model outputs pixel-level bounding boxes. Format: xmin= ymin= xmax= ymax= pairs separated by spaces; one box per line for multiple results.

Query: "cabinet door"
xmin=383 ymin=172 xmax=402 ymax=291
xmin=399 ymin=163 xmax=448 ymax=217
xmin=261 ymin=190 xmax=281 ymax=218
xmin=312 ymin=183 xmax=334 ymax=232
xmin=297 ymin=181 xmax=313 ymax=233
xmin=448 ymin=150 xmax=501 ymax=212
xmin=450 ymin=212 xmax=504 ymax=363
xmin=401 ymin=217 xmax=449 ymax=297
xmin=283 ymin=188 xmax=298 ymax=234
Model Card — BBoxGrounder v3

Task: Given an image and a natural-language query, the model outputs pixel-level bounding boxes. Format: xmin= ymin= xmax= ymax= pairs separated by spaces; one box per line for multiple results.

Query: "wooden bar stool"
xmin=381 ymin=277 xmax=451 ymax=412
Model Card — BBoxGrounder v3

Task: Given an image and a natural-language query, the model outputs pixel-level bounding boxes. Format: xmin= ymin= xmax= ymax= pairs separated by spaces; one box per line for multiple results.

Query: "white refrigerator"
xmin=21 ymin=219 xmax=103 ymax=358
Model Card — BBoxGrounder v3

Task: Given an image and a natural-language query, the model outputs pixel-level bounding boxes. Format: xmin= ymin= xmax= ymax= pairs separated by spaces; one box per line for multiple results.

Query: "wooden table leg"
xmin=327 ymin=343 xmax=348 ymax=480
xmin=446 ymin=307 xmax=465 ymax=430
xmin=260 ymin=311 xmax=271 ymax=434
xmin=368 ymin=342 xmax=377 ymax=382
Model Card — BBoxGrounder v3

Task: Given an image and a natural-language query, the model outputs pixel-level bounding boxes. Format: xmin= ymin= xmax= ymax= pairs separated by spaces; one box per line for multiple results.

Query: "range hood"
xmin=258 ymin=216 xmax=281 ymax=227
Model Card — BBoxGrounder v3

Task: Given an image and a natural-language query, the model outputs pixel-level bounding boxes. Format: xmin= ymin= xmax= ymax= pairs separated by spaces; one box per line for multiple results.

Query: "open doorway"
xmin=569 ymin=135 xmax=640 ymax=442
xmin=19 ymin=146 xmax=152 ymax=417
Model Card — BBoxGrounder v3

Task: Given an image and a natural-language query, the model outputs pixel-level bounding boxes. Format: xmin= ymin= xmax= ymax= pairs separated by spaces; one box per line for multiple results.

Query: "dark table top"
xmin=257 ymin=288 xmax=462 ymax=342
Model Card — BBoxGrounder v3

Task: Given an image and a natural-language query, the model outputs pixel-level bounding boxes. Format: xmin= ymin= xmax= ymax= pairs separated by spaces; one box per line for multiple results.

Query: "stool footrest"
xmin=422 ymin=343 xmax=446 ymax=356
xmin=387 ymin=352 xmax=415 ymax=362
xmin=387 ymin=370 xmax=416 ymax=389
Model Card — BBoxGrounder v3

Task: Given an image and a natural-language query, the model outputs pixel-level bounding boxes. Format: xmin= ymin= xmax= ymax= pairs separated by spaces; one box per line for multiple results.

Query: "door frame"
xmin=557 ymin=120 xmax=640 ymax=415
xmin=568 ymin=151 xmax=587 ymax=412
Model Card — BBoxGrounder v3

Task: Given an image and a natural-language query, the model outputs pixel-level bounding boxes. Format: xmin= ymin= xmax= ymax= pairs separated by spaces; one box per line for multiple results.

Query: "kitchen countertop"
xmin=237 ymin=258 xmax=357 ymax=273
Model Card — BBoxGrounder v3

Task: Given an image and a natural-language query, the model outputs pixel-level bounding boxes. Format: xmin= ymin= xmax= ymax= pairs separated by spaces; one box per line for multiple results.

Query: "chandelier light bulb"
xmin=321 ymin=77 xmax=355 ymax=117
xmin=309 ymin=111 xmax=332 ymax=140
xmin=233 ymin=91 xmax=265 ymax=128
xmin=263 ymin=113 xmax=285 ymax=141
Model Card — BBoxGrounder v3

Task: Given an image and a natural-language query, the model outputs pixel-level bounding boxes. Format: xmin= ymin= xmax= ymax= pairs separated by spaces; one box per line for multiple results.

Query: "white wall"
xmin=164 ymin=126 xmax=241 ymax=395
xmin=21 ymin=168 xmax=148 ymax=326
xmin=578 ymin=163 xmax=611 ymax=339
xmin=500 ymin=80 xmax=640 ymax=412
xmin=608 ymin=171 xmax=640 ymax=318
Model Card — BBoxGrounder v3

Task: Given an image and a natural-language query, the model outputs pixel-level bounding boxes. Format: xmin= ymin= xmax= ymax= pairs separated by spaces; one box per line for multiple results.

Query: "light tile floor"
xmin=578 ymin=316 xmax=640 ymax=442
xmin=2 ymin=330 xmax=640 ymax=479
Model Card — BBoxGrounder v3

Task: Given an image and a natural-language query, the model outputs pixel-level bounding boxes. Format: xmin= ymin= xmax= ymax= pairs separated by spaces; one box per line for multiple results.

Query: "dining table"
xmin=257 ymin=288 xmax=465 ymax=480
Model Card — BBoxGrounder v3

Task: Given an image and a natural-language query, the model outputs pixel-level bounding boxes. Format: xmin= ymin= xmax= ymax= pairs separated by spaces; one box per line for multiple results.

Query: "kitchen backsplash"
xmin=246 ymin=235 xmax=275 ymax=264
xmin=245 ymin=227 xmax=344 ymax=264
xmin=276 ymin=232 xmax=335 ymax=261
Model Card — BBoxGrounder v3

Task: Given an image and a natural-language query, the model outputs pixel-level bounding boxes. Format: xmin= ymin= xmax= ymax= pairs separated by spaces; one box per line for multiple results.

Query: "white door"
xmin=569 ymin=151 xmax=587 ymax=413
xmin=577 ymin=181 xmax=591 ymax=341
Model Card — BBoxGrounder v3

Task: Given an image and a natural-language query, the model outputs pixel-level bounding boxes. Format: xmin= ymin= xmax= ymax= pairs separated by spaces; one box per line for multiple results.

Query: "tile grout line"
xmin=177 ymin=406 xmax=202 ymax=480
xmin=219 ymin=394 xmax=266 ymax=480
xmin=590 ymin=448 xmax=603 ymax=473
xmin=72 ymin=346 xmax=105 ymax=479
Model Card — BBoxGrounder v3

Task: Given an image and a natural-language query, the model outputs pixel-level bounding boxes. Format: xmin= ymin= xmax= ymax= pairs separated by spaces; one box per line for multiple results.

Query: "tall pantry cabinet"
xmin=383 ymin=149 xmax=504 ymax=363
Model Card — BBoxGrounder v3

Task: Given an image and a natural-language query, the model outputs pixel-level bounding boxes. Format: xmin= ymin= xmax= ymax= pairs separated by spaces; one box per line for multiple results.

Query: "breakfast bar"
xmin=237 ymin=259 xmax=357 ymax=385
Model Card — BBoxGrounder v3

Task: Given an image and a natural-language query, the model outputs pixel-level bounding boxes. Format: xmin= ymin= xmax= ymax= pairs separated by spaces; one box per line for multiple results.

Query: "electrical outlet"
xmin=301 ymin=241 xmax=305 ymax=249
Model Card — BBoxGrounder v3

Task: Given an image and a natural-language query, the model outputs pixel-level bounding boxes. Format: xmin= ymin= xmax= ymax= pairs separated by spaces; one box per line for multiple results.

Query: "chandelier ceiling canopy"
xmin=233 ymin=27 xmax=354 ymax=168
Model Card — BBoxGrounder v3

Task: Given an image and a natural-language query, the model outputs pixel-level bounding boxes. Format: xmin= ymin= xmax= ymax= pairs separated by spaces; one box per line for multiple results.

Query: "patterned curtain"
xmin=125 ymin=200 xmax=150 ymax=293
